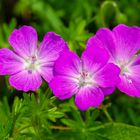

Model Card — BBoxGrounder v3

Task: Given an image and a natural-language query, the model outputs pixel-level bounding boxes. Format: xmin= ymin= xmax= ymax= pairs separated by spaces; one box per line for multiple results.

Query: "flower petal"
xmin=82 ymin=42 xmax=109 ymax=73
xmin=8 ymin=26 xmax=38 ymax=58
xmin=54 ymin=51 xmax=82 ymax=77
xmin=101 ymin=87 xmax=115 ymax=96
xmin=38 ymin=32 xmax=69 ymax=82
xmin=118 ymin=55 xmax=140 ymax=97
xmin=115 ymin=53 xmax=140 ymax=97
xmin=93 ymin=24 xmax=140 ymax=64
xmin=39 ymin=66 xmax=54 ymax=82
xmin=113 ymin=24 xmax=140 ymax=62
xmin=38 ymin=32 xmax=68 ymax=62
xmin=130 ymin=54 xmax=140 ymax=66
xmin=0 ymin=48 xmax=23 ymax=75
xmin=117 ymin=74 xmax=140 ymax=97
xmin=93 ymin=28 xmax=117 ymax=61
xmin=9 ymin=71 xmax=42 ymax=92
xmin=49 ymin=76 xmax=78 ymax=100
xmin=75 ymin=87 xmax=104 ymax=110
xmin=96 ymin=63 xmax=120 ymax=87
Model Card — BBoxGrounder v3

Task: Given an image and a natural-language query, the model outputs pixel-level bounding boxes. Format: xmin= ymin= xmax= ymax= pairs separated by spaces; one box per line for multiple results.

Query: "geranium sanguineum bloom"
xmin=88 ymin=24 xmax=140 ymax=97
xmin=49 ymin=41 xmax=120 ymax=110
xmin=0 ymin=26 xmax=68 ymax=92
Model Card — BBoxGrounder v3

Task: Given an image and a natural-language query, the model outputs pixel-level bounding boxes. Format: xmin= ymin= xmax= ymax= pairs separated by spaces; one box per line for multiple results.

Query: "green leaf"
xmin=96 ymin=123 xmax=140 ymax=140
xmin=44 ymin=4 xmax=66 ymax=33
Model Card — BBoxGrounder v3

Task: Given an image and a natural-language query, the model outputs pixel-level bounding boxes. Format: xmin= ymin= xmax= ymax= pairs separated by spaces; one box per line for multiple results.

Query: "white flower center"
xmin=78 ymin=71 xmax=94 ymax=88
xmin=23 ymin=55 xmax=41 ymax=73
xmin=117 ymin=60 xmax=133 ymax=84
xmin=121 ymin=65 xmax=130 ymax=75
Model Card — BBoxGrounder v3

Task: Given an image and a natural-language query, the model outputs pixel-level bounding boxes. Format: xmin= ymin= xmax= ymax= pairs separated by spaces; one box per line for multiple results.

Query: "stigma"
xmin=78 ymin=71 xmax=94 ymax=88
xmin=24 ymin=55 xmax=41 ymax=73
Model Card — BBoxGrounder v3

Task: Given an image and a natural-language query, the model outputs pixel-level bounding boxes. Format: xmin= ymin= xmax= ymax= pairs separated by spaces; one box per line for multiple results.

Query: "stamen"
xmin=24 ymin=55 xmax=41 ymax=73
xmin=31 ymin=56 xmax=37 ymax=63
xmin=118 ymin=60 xmax=133 ymax=84
xmin=78 ymin=71 xmax=93 ymax=87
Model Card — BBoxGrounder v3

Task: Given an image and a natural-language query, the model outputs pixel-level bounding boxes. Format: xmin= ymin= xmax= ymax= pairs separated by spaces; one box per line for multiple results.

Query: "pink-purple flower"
xmin=49 ymin=40 xmax=120 ymax=110
xmin=88 ymin=24 xmax=140 ymax=97
xmin=2 ymin=23 xmax=140 ymax=110
xmin=0 ymin=26 xmax=68 ymax=92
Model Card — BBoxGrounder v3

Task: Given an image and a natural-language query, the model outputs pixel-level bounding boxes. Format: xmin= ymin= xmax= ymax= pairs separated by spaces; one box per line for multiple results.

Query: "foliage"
xmin=0 ymin=0 xmax=140 ymax=139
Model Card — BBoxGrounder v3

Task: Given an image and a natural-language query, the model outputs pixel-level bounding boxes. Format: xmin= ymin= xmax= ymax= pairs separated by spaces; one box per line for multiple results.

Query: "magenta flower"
xmin=49 ymin=42 xmax=120 ymax=110
xmin=0 ymin=26 xmax=68 ymax=92
xmin=88 ymin=24 xmax=140 ymax=97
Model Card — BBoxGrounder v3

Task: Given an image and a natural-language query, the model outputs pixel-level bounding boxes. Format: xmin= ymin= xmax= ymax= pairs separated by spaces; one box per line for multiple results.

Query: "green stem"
xmin=102 ymin=105 xmax=113 ymax=122
xmin=50 ymin=125 xmax=71 ymax=130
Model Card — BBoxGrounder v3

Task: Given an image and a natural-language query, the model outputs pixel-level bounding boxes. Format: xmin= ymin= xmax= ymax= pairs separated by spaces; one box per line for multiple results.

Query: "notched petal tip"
xmin=20 ymin=25 xmax=37 ymax=31
xmin=8 ymin=29 xmax=20 ymax=45
xmin=8 ymin=25 xmax=38 ymax=58
xmin=8 ymin=25 xmax=37 ymax=44
xmin=42 ymin=31 xmax=69 ymax=50
xmin=87 ymin=27 xmax=112 ymax=49
xmin=113 ymin=24 xmax=140 ymax=33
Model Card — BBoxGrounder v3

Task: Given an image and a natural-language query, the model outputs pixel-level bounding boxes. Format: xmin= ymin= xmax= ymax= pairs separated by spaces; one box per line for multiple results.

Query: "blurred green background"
xmin=1 ymin=0 xmax=140 ymax=51
xmin=0 ymin=0 xmax=140 ymax=139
